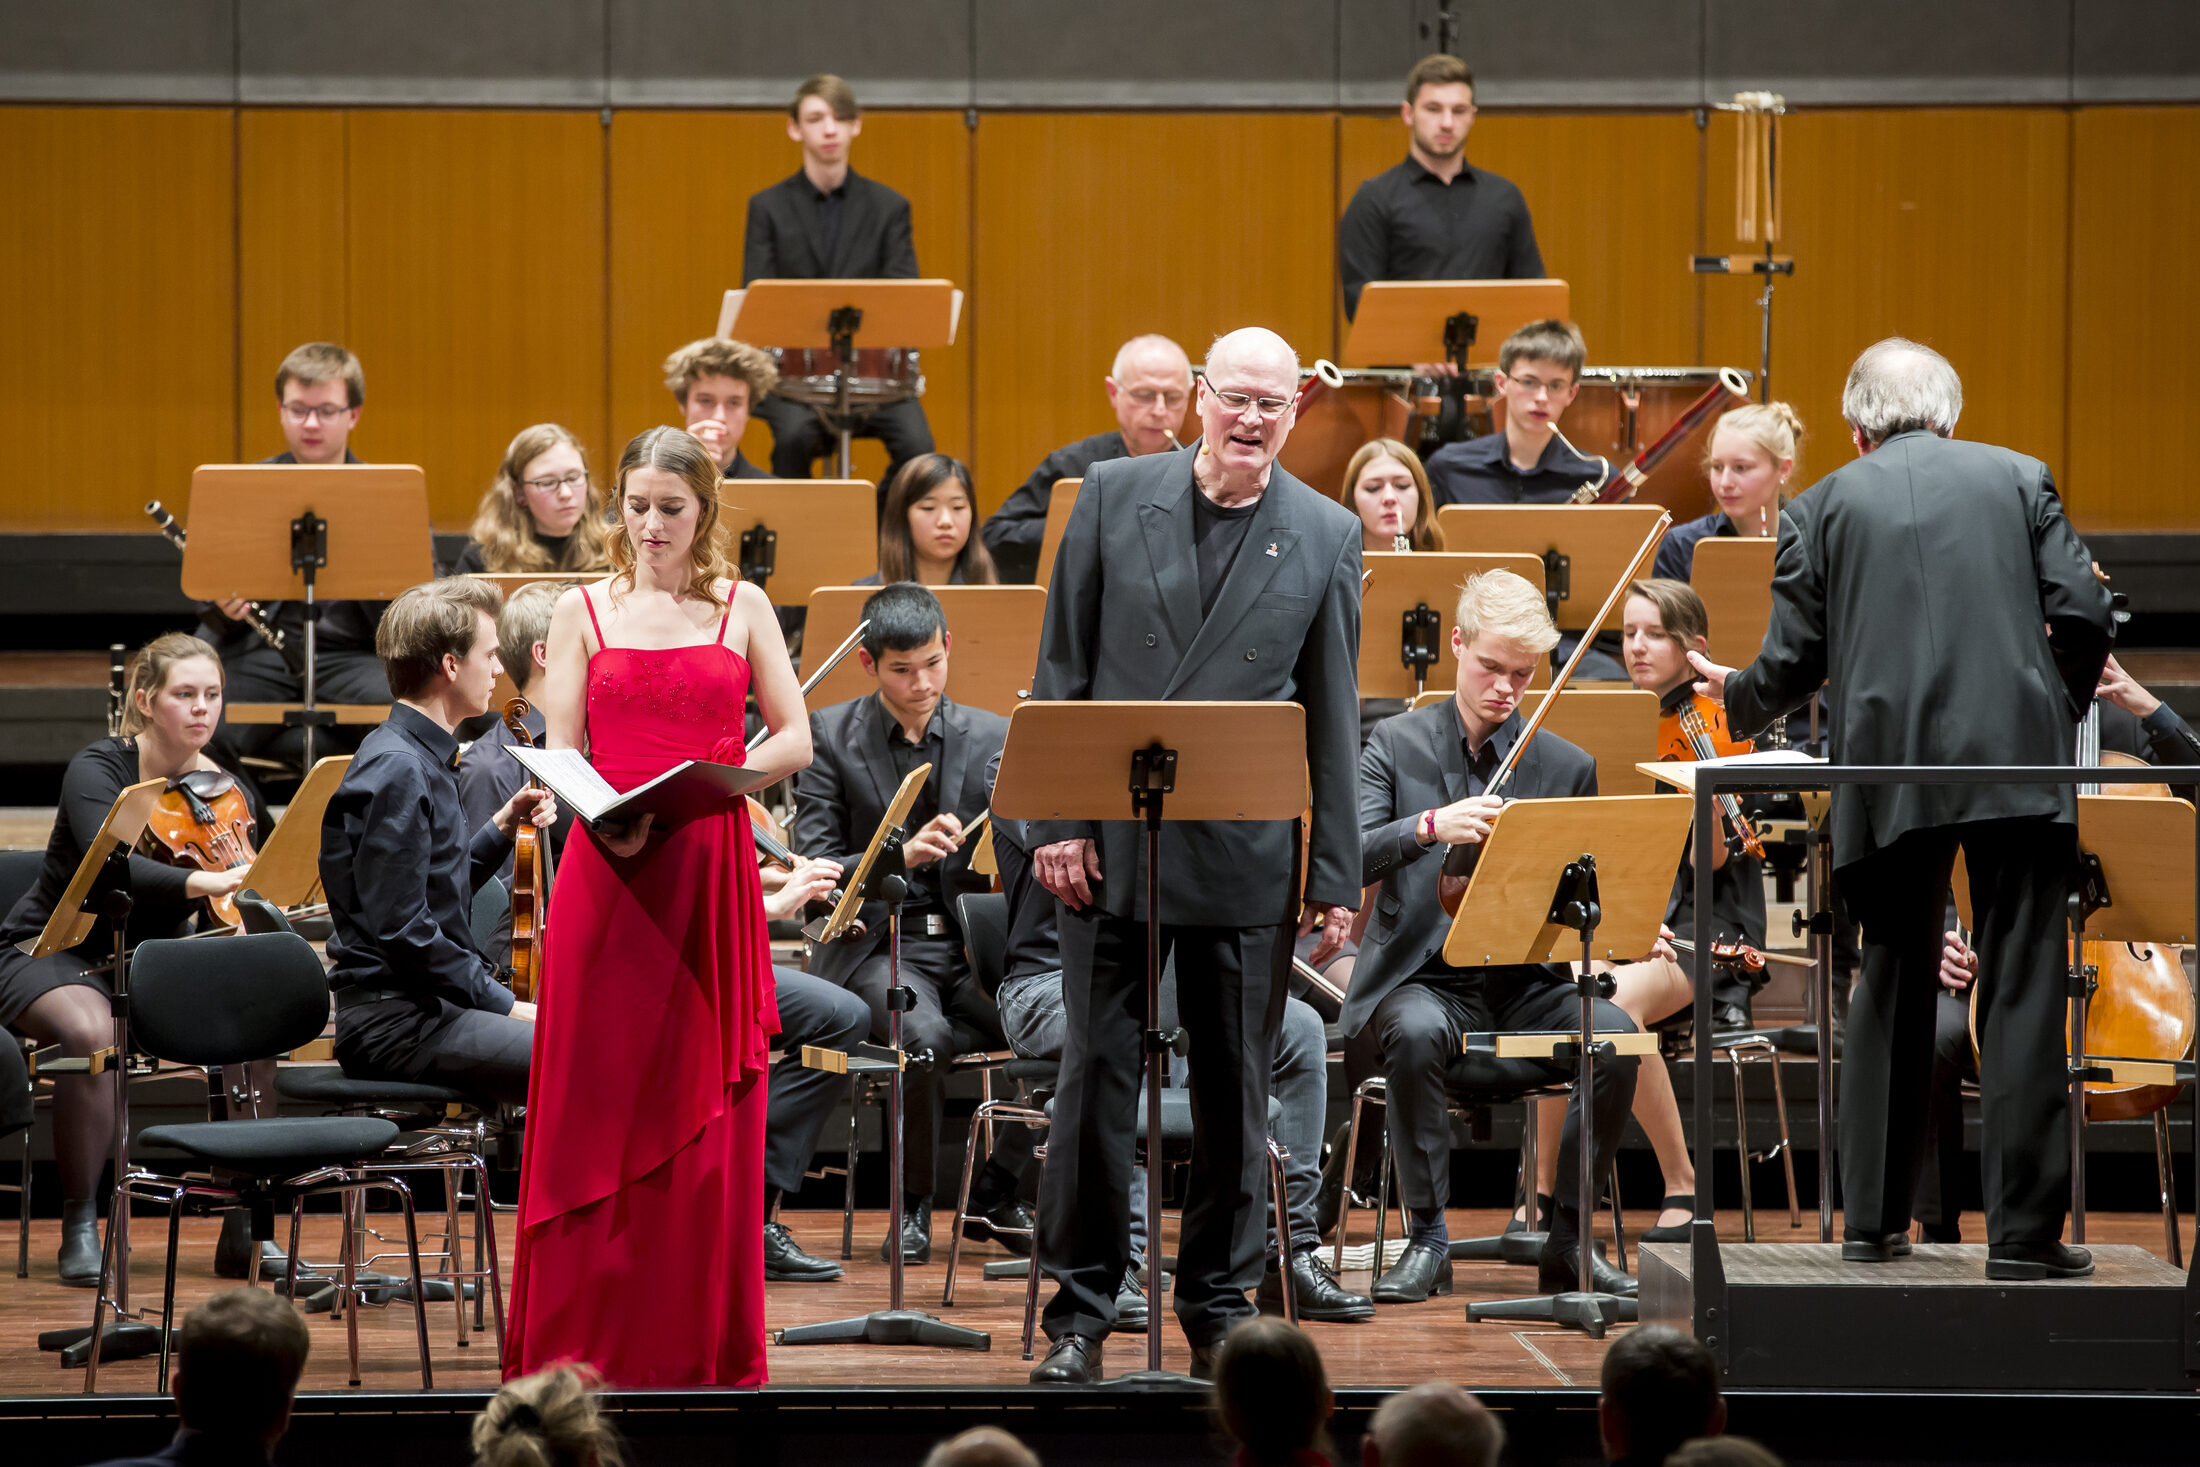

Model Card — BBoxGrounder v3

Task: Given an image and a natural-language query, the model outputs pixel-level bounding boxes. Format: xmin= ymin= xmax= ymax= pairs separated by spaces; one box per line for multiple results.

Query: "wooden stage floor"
xmin=1 ymin=1205 xmax=2185 ymax=1397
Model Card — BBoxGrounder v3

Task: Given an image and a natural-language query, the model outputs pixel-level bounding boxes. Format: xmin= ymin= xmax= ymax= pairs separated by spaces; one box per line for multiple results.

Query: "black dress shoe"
xmin=877 ymin=1203 xmax=932 ymax=1265
xmin=1112 ymin=1266 xmax=1152 ymax=1332
xmin=1840 ymin=1231 xmax=1914 ymax=1262
xmin=1538 ymin=1239 xmax=1637 ymax=1298
xmin=1031 ymin=1332 xmax=1104 ymax=1384
xmin=1259 ymin=1249 xmax=1375 ymax=1322
xmin=1372 ymin=1240 xmax=1453 ymax=1303
xmin=1985 ymin=1241 xmax=2093 ymax=1280
xmin=961 ymin=1197 xmax=1036 ymax=1257
xmin=765 ymin=1219 xmax=844 ymax=1281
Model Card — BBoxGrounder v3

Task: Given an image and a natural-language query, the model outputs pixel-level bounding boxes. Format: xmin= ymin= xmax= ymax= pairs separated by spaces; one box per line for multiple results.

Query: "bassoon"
xmin=1571 ymin=367 xmax=1751 ymax=504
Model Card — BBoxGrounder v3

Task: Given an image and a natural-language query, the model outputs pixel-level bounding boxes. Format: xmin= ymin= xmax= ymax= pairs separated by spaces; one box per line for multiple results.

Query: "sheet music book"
xmin=1634 ymin=748 xmax=1824 ymax=794
xmin=509 ymin=746 xmax=777 ymax=831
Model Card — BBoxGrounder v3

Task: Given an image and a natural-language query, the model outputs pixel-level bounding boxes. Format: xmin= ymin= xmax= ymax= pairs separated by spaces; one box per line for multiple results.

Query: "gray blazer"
xmin=1341 ymin=699 xmax=1598 ymax=1037
xmin=791 ymin=693 xmax=1007 ymax=985
xmin=1724 ymin=432 xmax=2115 ymax=869
xmin=1030 ymin=446 xmax=1365 ymax=926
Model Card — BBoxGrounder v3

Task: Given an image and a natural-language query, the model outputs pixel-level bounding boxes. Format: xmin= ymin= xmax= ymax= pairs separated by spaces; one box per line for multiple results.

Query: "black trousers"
xmin=1837 ymin=817 xmax=2075 ymax=1244
xmin=211 ymin=638 xmax=379 ymax=766
xmin=755 ymin=393 xmax=934 ymax=511
xmin=842 ymin=929 xmax=1023 ymax=1199
xmin=1370 ymin=969 xmax=1639 ymax=1217
xmin=765 ymin=965 xmax=873 ymax=1197
xmin=1038 ymin=910 xmax=1291 ymax=1348
xmin=334 ymin=996 xmax=533 ymax=1106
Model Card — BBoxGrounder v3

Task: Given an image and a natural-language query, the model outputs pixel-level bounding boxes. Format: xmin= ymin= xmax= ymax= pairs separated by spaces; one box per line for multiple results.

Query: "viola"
xmin=503 ymin=698 xmax=558 ymax=1004
xmin=138 ymin=769 xmax=260 ymax=928
xmin=1657 ymin=692 xmax=1768 ymax=860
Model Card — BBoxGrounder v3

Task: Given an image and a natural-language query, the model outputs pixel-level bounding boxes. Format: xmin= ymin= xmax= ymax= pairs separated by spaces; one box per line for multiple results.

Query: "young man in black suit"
xmin=1346 ymin=569 xmax=1640 ymax=1306
xmin=742 ymin=74 xmax=934 ymax=489
xmin=791 ymin=582 xmax=1021 ymax=1265
xmin=1692 ymin=337 xmax=2117 ymax=1279
xmin=1025 ymin=326 xmax=1364 ymax=1383
xmin=979 ymin=333 xmax=1194 ymax=583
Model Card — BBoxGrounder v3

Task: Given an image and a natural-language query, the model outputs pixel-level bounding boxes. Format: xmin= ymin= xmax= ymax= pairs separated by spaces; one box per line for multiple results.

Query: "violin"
xmin=503 ymin=698 xmax=558 ymax=1003
xmin=138 ymin=768 xmax=260 ymax=929
xmin=1657 ymin=693 xmax=1768 ymax=860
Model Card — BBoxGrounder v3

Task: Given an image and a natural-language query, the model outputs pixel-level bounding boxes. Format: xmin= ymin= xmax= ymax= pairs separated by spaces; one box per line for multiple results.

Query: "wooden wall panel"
xmin=344 ymin=111 xmax=607 ymax=529
xmin=0 ymin=108 xmax=236 ymax=532
xmin=1701 ymin=109 xmax=2071 ymax=494
xmin=608 ymin=110 xmax=973 ymax=493
xmin=2069 ymin=108 xmax=2200 ymax=532
xmin=237 ymin=110 xmax=349 ymax=464
xmin=1337 ymin=112 xmax=1703 ymax=369
xmin=971 ymin=113 xmax=1334 ymax=514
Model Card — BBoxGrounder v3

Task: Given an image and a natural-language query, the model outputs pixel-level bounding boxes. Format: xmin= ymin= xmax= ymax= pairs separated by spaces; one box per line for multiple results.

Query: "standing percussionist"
xmin=1339 ymin=55 xmax=1544 ymax=323
xmin=1689 ymin=338 xmax=2116 ymax=1280
xmin=1025 ymin=328 xmax=1363 ymax=1384
xmin=743 ymin=74 xmax=934 ymax=495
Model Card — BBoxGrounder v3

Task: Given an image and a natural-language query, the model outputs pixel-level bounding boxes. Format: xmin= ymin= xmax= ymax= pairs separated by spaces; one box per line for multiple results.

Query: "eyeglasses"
xmin=281 ymin=402 xmax=353 ymax=424
xmin=522 ymin=470 xmax=589 ymax=494
xmin=1127 ymin=388 xmax=1190 ymax=411
xmin=1207 ymin=386 xmax=1293 ymax=418
xmin=1500 ymin=372 xmax=1575 ymax=399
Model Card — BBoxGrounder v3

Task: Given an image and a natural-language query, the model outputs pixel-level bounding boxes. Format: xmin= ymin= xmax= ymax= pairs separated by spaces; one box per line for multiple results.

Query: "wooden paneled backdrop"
xmin=2 ymin=104 xmax=2194 ymax=535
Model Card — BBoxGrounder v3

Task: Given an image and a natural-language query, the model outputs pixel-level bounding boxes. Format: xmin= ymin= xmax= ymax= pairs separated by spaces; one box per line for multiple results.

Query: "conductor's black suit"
xmin=1028 ymin=446 xmax=1363 ymax=1348
xmin=1723 ymin=431 xmax=2115 ymax=1244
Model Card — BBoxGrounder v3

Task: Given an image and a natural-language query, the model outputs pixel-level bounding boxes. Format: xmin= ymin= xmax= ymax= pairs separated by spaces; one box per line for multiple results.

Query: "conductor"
xmin=1690 ymin=338 xmax=2116 ymax=1281
xmin=1026 ymin=327 xmax=1364 ymax=1383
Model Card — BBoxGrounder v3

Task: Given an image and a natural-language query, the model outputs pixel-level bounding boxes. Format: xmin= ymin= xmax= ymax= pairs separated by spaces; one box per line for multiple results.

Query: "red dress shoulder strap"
xmin=715 ymin=598 xmax=733 ymax=647
xmin=580 ymin=585 xmax=610 ymax=648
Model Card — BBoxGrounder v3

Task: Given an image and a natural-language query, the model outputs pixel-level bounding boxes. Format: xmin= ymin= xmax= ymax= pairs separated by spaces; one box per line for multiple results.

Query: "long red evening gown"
xmin=505 ymin=588 xmax=780 ymax=1387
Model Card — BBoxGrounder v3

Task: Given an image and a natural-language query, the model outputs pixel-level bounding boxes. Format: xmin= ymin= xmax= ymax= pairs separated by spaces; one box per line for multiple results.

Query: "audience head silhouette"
xmin=1210 ymin=1318 xmax=1334 ymax=1467
xmin=1599 ymin=1326 xmax=1725 ymax=1467
xmin=922 ymin=1426 xmax=1041 ymax=1467
xmin=472 ymin=1365 xmax=625 ymax=1467
xmin=1362 ymin=1381 xmax=1505 ymax=1467
xmin=170 ymin=1287 xmax=310 ymax=1455
xmin=1664 ymin=1437 xmax=1783 ymax=1467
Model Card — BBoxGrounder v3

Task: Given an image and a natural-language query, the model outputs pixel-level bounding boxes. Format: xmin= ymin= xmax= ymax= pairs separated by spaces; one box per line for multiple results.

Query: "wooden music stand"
xmin=1034 ymin=478 xmax=1082 ymax=590
xmin=1360 ymin=552 xmax=1549 ymax=698
xmin=1409 ymin=688 xmax=1661 ymax=796
xmin=993 ymin=700 xmax=1308 ymax=1378
xmin=723 ymin=280 xmax=963 ymax=479
xmin=1344 ymin=280 xmax=1572 ymax=370
xmin=26 ymin=780 xmax=164 ymax=960
xmin=238 ymin=756 xmax=352 ymax=911
xmin=1691 ymin=536 xmax=1777 ymax=669
xmin=185 ymin=465 xmax=434 ymax=769
xmin=716 ymin=480 xmax=878 ymax=607
xmin=1436 ymin=504 xmax=1669 ymax=639
xmin=1438 ymin=792 xmax=1689 ymax=1337
xmin=801 ymin=586 xmax=1047 ymax=717
xmin=805 ymin=764 xmax=932 ymax=950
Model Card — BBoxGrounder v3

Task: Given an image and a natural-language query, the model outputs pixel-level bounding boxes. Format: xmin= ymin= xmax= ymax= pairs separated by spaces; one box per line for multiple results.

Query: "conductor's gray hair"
xmin=1111 ymin=334 xmax=1192 ymax=384
xmin=1840 ymin=337 xmax=1962 ymax=444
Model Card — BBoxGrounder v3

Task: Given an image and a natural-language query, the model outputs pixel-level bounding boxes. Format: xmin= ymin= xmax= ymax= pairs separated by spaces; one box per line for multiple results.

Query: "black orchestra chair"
xmin=236 ymin=893 xmax=509 ymax=1358
xmin=85 ymin=932 xmax=438 ymax=1392
xmin=1 ymin=847 xmax=42 ymax=1278
xmin=939 ymin=892 xmax=1059 ymax=1306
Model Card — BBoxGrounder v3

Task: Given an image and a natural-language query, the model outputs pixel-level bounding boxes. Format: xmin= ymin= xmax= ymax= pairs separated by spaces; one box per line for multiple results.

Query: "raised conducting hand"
xmin=1300 ymin=902 xmax=1355 ymax=967
xmin=763 ymin=856 xmax=843 ymax=921
xmin=1686 ymin=649 xmax=1733 ymax=704
xmin=1426 ymin=793 xmax=1504 ymax=847
xmin=1035 ymin=838 xmax=1102 ymax=910
xmin=1940 ymin=930 xmax=1978 ymax=993
xmin=902 ymin=812 xmax=964 ymax=868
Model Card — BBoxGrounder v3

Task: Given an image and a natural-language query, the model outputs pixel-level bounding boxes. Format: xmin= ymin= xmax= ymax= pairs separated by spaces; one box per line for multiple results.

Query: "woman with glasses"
xmin=453 ymin=424 xmax=613 ymax=576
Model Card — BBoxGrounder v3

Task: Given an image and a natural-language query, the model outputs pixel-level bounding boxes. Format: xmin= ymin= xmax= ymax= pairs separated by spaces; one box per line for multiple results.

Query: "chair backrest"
xmin=957 ymin=892 xmax=1009 ymax=996
xmin=0 ymin=849 xmax=43 ymax=918
xmin=470 ymin=877 xmax=510 ymax=954
xmin=129 ymin=933 xmax=330 ymax=1066
xmin=233 ymin=891 xmax=295 ymax=936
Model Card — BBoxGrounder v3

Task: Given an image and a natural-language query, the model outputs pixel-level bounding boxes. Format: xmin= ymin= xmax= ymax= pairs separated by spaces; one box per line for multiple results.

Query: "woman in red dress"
xmin=507 ymin=425 xmax=813 ymax=1386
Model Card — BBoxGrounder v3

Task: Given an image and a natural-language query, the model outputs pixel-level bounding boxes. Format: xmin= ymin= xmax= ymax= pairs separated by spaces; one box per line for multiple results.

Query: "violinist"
xmin=450 ymin=424 xmax=613 ymax=576
xmin=1690 ymin=338 xmax=2116 ymax=1280
xmin=1651 ymin=402 xmax=1803 ymax=583
xmin=0 ymin=634 xmax=269 ymax=1287
xmin=458 ymin=581 xmax=578 ymax=894
xmin=320 ymin=579 xmax=555 ymax=1107
xmin=1345 ymin=569 xmax=1638 ymax=1306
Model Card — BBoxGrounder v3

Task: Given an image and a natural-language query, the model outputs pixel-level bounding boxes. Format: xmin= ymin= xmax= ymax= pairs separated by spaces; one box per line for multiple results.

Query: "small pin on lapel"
xmin=1265 ymin=542 xmax=1279 ymax=557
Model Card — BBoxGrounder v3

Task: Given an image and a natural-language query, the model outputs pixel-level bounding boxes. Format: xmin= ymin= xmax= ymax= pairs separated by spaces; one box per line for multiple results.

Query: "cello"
xmin=503 ymin=698 xmax=558 ymax=1003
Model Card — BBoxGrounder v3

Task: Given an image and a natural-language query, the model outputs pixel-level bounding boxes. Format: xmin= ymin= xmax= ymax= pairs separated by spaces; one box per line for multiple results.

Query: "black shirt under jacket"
xmin=1339 ymin=156 xmax=1545 ymax=321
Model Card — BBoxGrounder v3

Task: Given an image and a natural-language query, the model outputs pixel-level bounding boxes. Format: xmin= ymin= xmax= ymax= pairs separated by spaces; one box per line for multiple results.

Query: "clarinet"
xmin=144 ymin=500 xmax=303 ymax=674
xmin=106 ymin=643 xmax=127 ymax=738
